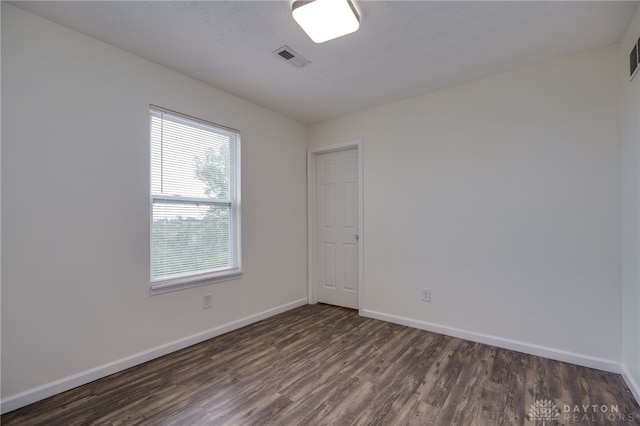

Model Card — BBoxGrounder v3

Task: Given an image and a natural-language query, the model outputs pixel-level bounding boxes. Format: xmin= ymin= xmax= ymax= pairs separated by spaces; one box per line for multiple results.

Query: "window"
xmin=150 ymin=106 xmax=241 ymax=294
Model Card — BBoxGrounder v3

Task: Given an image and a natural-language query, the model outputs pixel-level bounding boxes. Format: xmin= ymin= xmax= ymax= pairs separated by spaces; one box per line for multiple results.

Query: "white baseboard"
xmin=361 ymin=309 xmax=622 ymax=374
xmin=1 ymin=298 xmax=308 ymax=415
xmin=621 ymin=364 xmax=640 ymax=405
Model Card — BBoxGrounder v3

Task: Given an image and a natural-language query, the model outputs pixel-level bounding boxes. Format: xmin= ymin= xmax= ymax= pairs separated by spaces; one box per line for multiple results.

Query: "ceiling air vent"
xmin=273 ymin=45 xmax=311 ymax=68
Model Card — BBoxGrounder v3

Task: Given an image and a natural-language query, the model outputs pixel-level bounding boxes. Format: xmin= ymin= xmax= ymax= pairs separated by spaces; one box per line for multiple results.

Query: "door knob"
xmin=355 ymin=234 xmax=359 ymax=240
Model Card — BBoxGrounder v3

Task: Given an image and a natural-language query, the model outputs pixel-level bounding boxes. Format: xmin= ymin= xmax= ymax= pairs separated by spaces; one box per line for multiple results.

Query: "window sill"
xmin=149 ymin=269 xmax=242 ymax=296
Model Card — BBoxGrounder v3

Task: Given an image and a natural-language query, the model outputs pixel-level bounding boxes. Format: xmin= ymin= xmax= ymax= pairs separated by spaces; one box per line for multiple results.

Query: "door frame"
xmin=307 ymin=139 xmax=363 ymax=312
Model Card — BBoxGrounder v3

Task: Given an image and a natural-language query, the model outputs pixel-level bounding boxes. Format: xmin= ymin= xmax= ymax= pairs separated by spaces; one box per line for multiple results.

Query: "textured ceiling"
xmin=12 ymin=1 xmax=639 ymax=124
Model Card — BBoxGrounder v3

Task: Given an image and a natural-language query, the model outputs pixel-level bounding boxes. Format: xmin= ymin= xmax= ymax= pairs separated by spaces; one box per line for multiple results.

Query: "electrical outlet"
xmin=202 ymin=294 xmax=212 ymax=309
xmin=421 ymin=288 xmax=431 ymax=302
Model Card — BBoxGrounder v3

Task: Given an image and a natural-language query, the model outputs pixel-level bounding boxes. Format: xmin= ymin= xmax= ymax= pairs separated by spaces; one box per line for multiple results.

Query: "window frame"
xmin=149 ymin=105 xmax=242 ymax=295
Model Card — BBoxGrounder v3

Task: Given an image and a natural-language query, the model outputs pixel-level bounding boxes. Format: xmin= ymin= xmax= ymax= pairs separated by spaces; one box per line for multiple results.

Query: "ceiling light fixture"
xmin=292 ymin=0 xmax=360 ymax=44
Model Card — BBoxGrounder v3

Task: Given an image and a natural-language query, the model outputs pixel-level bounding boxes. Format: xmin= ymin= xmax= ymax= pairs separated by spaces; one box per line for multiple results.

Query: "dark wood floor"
xmin=3 ymin=304 xmax=639 ymax=425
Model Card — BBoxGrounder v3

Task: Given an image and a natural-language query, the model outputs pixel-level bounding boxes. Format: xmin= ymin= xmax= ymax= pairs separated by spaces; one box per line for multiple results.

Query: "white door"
xmin=315 ymin=148 xmax=359 ymax=309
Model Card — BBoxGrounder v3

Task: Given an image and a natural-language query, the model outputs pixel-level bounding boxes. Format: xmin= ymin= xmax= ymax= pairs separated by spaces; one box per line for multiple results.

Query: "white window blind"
xmin=150 ymin=106 xmax=241 ymax=293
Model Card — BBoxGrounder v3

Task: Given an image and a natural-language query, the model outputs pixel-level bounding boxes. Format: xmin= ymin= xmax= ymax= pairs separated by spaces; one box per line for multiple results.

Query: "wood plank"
xmin=3 ymin=304 xmax=639 ymax=425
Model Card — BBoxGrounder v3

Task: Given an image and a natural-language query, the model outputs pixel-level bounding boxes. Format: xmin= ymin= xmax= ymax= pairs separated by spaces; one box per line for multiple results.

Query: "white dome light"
xmin=292 ymin=0 xmax=360 ymax=44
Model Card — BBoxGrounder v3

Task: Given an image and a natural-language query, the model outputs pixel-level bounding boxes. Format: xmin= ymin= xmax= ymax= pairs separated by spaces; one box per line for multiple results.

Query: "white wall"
xmin=309 ymin=45 xmax=622 ymax=365
xmin=1 ymin=3 xmax=307 ymax=405
xmin=0 ymin=2 xmax=3 ymax=396
xmin=621 ymin=4 xmax=640 ymax=401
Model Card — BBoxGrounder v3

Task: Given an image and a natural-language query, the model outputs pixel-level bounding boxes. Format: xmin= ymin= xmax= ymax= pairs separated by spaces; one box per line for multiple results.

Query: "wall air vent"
xmin=631 ymin=36 xmax=639 ymax=81
xmin=273 ymin=46 xmax=311 ymax=68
